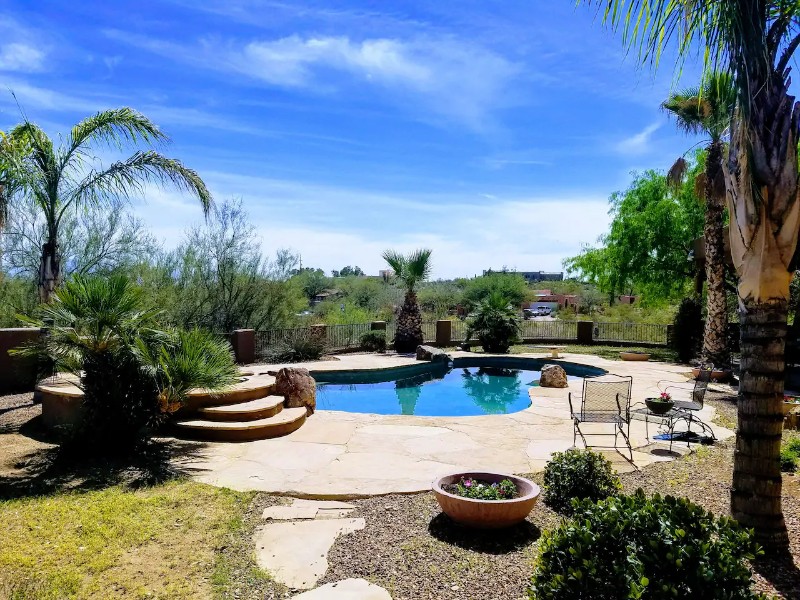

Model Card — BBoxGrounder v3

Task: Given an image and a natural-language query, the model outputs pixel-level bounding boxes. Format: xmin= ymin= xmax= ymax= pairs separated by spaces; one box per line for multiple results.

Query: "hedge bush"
xmin=360 ymin=331 xmax=387 ymax=352
xmin=542 ymin=448 xmax=621 ymax=515
xmin=530 ymin=490 xmax=765 ymax=599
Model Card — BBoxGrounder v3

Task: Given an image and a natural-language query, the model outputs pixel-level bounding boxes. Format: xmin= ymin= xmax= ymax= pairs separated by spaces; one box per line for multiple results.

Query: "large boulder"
xmin=416 ymin=345 xmax=451 ymax=363
xmin=539 ymin=364 xmax=568 ymax=388
xmin=273 ymin=367 xmax=316 ymax=415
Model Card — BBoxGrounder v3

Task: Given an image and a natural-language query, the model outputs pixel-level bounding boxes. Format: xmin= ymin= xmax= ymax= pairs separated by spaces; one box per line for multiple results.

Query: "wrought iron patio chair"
xmin=568 ymin=374 xmax=633 ymax=460
xmin=657 ymin=363 xmax=716 ymax=441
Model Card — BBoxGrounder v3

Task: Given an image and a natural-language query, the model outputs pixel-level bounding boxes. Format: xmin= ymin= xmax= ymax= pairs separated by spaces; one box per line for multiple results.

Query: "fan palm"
xmin=662 ymin=73 xmax=737 ymax=370
xmin=581 ymin=0 xmax=800 ymax=547
xmin=382 ymin=248 xmax=432 ymax=352
xmin=25 ymin=275 xmax=237 ymax=449
xmin=465 ymin=291 xmax=521 ymax=353
xmin=6 ymin=108 xmax=212 ymax=303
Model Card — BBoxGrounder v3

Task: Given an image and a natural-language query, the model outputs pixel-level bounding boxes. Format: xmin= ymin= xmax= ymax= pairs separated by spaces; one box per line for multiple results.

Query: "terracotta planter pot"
xmin=691 ymin=367 xmax=731 ymax=382
xmin=432 ymin=472 xmax=540 ymax=529
xmin=620 ymin=351 xmax=650 ymax=361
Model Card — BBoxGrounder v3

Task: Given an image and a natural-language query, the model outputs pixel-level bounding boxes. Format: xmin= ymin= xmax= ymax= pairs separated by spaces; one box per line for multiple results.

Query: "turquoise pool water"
xmin=313 ymin=358 xmax=604 ymax=417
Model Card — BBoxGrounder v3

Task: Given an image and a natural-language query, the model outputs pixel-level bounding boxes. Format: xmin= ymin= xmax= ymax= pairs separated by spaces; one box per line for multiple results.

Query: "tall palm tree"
xmin=662 ymin=73 xmax=737 ymax=370
xmin=582 ymin=0 xmax=800 ymax=548
xmin=0 ymin=128 xmax=30 ymax=229
xmin=382 ymin=248 xmax=432 ymax=352
xmin=7 ymin=108 xmax=212 ymax=303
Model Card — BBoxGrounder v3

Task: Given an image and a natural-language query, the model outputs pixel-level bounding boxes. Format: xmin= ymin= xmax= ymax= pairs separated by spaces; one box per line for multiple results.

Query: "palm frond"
xmin=71 ymin=151 xmax=213 ymax=215
xmin=666 ymin=156 xmax=689 ymax=190
xmin=382 ymin=249 xmax=406 ymax=279
xmin=64 ymin=108 xmax=168 ymax=165
xmin=405 ymin=248 xmax=433 ymax=285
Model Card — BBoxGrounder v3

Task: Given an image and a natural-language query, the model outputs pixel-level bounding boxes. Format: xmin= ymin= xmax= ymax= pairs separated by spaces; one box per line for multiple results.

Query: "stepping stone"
xmin=254 ymin=518 xmax=366 ymax=589
xmin=262 ymin=505 xmax=320 ymax=520
xmin=262 ymin=499 xmax=355 ymax=521
xmin=290 ymin=578 xmax=392 ymax=599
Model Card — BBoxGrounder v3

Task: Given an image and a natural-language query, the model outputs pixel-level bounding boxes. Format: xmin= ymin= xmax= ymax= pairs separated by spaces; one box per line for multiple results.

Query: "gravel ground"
xmin=0 ymin=391 xmax=37 ymax=434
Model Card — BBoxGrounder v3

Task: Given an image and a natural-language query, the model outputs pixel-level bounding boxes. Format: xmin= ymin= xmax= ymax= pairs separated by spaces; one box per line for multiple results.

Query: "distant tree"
xmin=295 ymin=268 xmax=330 ymax=301
xmin=418 ymin=281 xmax=465 ymax=318
xmin=4 ymin=108 xmax=211 ymax=302
xmin=337 ymin=265 xmax=364 ymax=277
xmin=383 ymin=248 xmax=432 ymax=352
xmin=564 ymin=166 xmax=704 ymax=304
xmin=463 ymin=272 xmax=527 ymax=309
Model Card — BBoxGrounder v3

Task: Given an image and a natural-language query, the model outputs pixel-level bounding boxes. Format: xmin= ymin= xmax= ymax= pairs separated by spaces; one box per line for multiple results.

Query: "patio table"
xmin=631 ymin=403 xmax=694 ymax=452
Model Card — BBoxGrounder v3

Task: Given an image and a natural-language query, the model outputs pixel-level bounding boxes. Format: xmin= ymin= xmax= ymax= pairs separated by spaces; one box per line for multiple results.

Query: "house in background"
xmin=526 ymin=289 xmax=578 ymax=311
xmin=312 ymin=289 xmax=341 ymax=306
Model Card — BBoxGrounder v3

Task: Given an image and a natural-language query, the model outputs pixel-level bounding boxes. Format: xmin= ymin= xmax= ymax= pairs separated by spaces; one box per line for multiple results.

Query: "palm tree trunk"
xmin=394 ymin=290 xmax=423 ymax=353
xmin=732 ymin=299 xmax=788 ymax=547
xmin=701 ymin=141 xmax=730 ymax=369
xmin=39 ymin=237 xmax=60 ymax=304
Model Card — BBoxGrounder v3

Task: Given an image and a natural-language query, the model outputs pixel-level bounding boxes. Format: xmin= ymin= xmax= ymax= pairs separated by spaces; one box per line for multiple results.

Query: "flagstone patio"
xmin=172 ymin=352 xmax=734 ymax=498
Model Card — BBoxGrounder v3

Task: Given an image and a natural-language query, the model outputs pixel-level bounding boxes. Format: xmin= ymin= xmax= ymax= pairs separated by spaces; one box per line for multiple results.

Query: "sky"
xmin=0 ymin=0 xmax=707 ymax=279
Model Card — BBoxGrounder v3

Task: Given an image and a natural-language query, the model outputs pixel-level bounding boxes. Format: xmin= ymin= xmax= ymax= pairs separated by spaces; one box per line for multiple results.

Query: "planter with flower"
xmin=432 ymin=471 xmax=540 ymax=529
xmin=645 ymin=392 xmax=674 ymax=415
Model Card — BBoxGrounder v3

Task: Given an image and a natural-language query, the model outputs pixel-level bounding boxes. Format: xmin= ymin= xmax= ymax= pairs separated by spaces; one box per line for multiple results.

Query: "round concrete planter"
xmin=619 ymin=351 xmax=650 ymax=361
xmin=432 ymin=472 xmax=540 ymax=529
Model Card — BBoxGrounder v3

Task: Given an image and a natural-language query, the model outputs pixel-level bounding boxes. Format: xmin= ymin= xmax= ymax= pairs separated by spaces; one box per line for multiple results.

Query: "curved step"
xmin=174 ymin=407 xmax=307 ymax=441
xmin=198 ymin=395 xmax=284 ymax=422
xmin=184 ymin=376 xmax=276 ymax=410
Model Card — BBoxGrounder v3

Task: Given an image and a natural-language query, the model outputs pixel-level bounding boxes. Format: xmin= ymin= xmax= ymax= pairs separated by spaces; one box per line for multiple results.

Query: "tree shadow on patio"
xmin=752 ymin=550 xmax=800 ymax=600
xmin=427 ymin=513 xmax=540 ymax=555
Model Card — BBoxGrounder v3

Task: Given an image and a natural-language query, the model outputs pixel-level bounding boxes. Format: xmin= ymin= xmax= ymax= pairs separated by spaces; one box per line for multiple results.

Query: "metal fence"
xmin=519 ymin=320 xmax=578 ymax=340
xmin=593 ymin=322 xmax=669 ymax=345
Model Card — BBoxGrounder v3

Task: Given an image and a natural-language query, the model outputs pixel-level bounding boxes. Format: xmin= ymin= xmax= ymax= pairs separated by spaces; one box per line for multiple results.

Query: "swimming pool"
xmin=313 ymin=357 xmax=606 ymax=417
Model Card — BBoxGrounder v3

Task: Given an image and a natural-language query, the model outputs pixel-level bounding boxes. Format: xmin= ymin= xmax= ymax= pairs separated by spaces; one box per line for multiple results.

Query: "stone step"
xmin=198 ymin=395 xmax=284 ymax=422
xmin=174 ymin=407 xmax=307 ymax=441
xmin=184 ymin=376 xmax=276 ymax=410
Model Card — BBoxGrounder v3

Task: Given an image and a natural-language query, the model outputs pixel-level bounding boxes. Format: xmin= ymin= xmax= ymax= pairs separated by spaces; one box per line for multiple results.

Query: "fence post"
xmin=576 ymin=321 xmax=593 ymax=345
xmin=370 ymin=321 xmax=387 ymax=331
xmin=230 ymin=329 xmax=255 ymax=364
xmin=436 ymin=320 xmax=452 ymax=346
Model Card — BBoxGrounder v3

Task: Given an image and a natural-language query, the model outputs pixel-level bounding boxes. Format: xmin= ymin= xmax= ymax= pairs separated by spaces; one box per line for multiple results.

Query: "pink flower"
xmin=660 ymin=392 xmax=671 ymax=401
xmin=463 ymin=478 xmax=473 ymax=488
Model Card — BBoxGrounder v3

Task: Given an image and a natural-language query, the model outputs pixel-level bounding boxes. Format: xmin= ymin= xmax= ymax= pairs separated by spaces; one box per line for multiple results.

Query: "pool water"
xmin=314 ymin=360 xmax=589 ymax=417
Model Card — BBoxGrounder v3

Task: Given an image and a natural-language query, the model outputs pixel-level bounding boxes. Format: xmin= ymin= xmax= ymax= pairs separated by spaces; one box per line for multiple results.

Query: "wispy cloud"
xmin=105 ymin=30 xmax=520 ymax=127
xmin=0 ymin=17 xmax=49 ymax=73
xmin=615 ymin=122 xmax=661 ymax=155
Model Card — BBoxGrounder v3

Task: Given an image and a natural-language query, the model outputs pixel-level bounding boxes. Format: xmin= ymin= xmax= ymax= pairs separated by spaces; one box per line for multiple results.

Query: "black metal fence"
xmin=251 ymin=319 xmax=671 ymax=359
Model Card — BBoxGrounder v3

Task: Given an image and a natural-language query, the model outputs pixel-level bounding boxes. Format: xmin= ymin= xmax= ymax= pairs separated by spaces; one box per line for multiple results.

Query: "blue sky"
xmin=0 ymin=1 xmax=705 ymax=278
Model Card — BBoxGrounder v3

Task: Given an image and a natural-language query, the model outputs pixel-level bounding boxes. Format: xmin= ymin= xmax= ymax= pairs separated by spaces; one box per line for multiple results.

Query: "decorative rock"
xmin=290 ymin=578 xmax=392 ymax=599
xmin=273 ymin=367 xmax=317 ymax=415
xmin=254 ymin=518 xmax=366 ymax=589
xmin=539 ymin=364 xmax=568 ymax=388
xmin=415 ymin=345 xmax=451 ymax=363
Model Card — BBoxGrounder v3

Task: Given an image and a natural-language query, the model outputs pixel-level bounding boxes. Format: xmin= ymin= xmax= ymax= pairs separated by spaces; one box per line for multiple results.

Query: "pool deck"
xmin=171 ymin=352 xmax=734 ymax=498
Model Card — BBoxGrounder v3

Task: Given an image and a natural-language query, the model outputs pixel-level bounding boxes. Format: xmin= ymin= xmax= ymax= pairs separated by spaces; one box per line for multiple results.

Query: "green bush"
xmin=465 ymin=291 xmax=520 ymax=353
xmin=360 ymin=331 xmax=387 ymax=352
xmin=542 ymin=448 xmax=621 ymax=515
xmin=263 ymin=330 xmax=327 ymax=363
xmin=530 ymin=490 xmax=765 ymax=599
xmin=671 ymin=297 xmax=703 ymax=363
xmin=780 ymin=447 xmax=798 ymax=472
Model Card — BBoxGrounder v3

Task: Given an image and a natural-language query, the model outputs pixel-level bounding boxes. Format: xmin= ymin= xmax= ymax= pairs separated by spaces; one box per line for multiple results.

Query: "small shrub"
xmin=360 ymin=331 xmax=387 ymax=352
xmin=671 ymin=297 xmax=703 ymax=363
xmin=542 ymin=448 xmax=621 ymax=514
xmin=465 ymin=291 xmax=520 ymax=353
xmin=264 ymin=331 xmax=327 ymax=363
xmin=780 ymin=447 xmax=798 ymax=473
xmin=530 ymin=490 xmax=765 ymax=599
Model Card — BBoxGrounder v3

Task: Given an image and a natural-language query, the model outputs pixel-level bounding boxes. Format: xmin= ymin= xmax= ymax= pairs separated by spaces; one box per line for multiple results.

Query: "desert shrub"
xmin=360 ymin=331 xmax=387 ymax=352
xmin=542 ymin=448 xmax=621 ymax=515
xmin=780 ymin=447 xmax=798 ymax=472
xmin=263 ymin=330 xmax=327 ymax=363
xmin=671 ymin=297 xmax=703 ymax=363
xmin=466 ymin=291 xmax=520 ymax=353
xmin=530 ymin=490 xmax=764 ymax=599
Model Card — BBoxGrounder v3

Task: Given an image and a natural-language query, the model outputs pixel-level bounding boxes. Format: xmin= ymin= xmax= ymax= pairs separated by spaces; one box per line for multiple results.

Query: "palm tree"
xmin=581 ymin=0 xmax=800 ymax=548
xmin=25 ymin=274 xmax=237 ymax=449
xmin=382 ymin=248 xmax=432 ymax=352
xmin=0 ymin=128 xmax=30 ymax=229
xmin=465 ymin=291 xmax=521 ymax=353
xmin=662 ymin=73 xmax=737 ymax=370
xmin=7 ymin=108 xmax=211 ymax=303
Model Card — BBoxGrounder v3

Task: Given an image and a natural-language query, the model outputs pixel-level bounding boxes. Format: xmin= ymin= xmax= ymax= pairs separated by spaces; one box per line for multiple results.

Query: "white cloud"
xmin=615 ymin=122 xmax=661 ymax=155
xmin=132 ymin=172 xmax=610 ymax=279
xmin=106 ymin=30 xmax=520 ymax=127
xmin=0 ymin=43 xmax=45 ymax=72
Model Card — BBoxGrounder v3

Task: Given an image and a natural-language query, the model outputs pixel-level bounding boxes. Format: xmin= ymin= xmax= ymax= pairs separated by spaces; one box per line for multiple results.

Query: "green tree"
xmin=582 ymin=0 xmax=800 ymax=548
xmin=462 ymin=272 xmax=528 ymax=309
xmin=382 ymin=248 xmax=432 ymax=352
xmin=0 ymin=127 xmax=31 ymax=229
xmin=294 ymin=268 xmax=329 ymax=301
xmin=6 ymin=108 xmax=211 ymax=303
xmin=465 ymin=291 xmax=521 ymax=353
xmin=564 ymin=167 xmax=704 ymax=304
xmin=663 ymin=73 xmax=737 ymax=369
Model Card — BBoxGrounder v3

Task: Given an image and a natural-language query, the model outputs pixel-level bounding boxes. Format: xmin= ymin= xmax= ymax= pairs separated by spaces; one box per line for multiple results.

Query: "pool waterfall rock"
xmin=271 ymin=367 xmax=317 ymax=415
xmin=415 ymin=345 xmax=451 ymax=363
xmin=539 ymin=364 xmax=568 ymax=388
